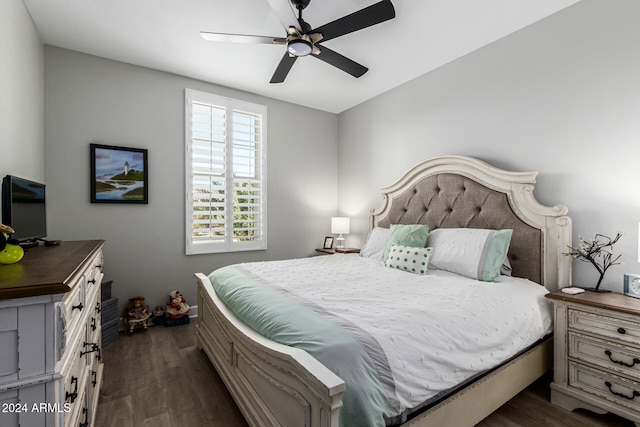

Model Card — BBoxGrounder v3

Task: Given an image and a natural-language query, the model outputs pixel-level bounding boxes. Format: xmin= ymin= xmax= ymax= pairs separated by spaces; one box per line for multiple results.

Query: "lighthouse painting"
xmin=90 ymin=144 xmax=148 ymax=203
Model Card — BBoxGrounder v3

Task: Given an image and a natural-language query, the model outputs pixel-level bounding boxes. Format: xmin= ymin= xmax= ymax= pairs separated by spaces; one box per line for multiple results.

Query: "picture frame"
xmin=323 ymin=236 xmax=334 ymax=249
xmin=90 ymin=143 xmax=148 ymax=204
xmin=623 ymin=273 xmax=640 ymax=298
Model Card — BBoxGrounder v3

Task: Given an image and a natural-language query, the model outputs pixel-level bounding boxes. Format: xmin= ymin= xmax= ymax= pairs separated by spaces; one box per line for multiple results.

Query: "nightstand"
xmin=545 ymin=290 xmax=640 ymax=425
xmin=315 ymin=248 xmax=360 ymax=255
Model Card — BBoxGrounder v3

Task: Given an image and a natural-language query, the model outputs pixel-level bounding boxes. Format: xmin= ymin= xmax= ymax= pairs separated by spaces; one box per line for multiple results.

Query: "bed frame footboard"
xmin=195 ymin=272 xmax=346 ymax=427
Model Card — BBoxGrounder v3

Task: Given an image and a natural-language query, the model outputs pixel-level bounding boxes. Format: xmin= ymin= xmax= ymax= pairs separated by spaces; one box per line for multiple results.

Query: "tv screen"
xmin=2 ymin=175 xmax=47 ymax=242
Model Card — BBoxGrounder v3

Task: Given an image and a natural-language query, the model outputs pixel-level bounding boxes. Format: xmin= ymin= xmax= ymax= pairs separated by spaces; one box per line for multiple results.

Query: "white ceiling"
xmin=23 ymin=0 xmax=581 ymax=114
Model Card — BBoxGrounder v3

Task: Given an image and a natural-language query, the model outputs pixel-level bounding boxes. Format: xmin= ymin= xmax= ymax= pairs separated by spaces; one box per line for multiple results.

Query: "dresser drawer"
xmin=569 ymin=361 xmax=640 ymax=414
xmin=87 ymin=353 xmax=104 ymax=426
xmin=85 ymin=309 xmax=102 ymax=367
xmin=569 ymin=332 xmax=640 ymax=379
xmin=87 ymin=305 xmax=101 ymax=348
xmin=86 ymin=281 xmax=102 ymax=349
xmin=569 ymin=308 xmax=640 ymax=347
xmin=60 ymin=276 xmax=86 ymax=350
xmin=65 ymin=380 xmax=88 ymax=427
xmin=61 ymin=325 xmax=89 ymax=424
xmin=85 ymin=251 xmax=104 ymax=303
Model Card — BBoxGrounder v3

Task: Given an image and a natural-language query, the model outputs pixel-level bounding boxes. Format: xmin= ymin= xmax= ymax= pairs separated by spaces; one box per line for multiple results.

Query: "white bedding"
xmin=229 ymin=253 xmax=553 ymax=421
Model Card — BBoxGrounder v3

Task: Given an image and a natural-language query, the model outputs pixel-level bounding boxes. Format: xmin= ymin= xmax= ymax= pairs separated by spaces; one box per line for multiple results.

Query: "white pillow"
xmin=427 ymin=228 xmax=512 ymax=282
xmin=384 ymin=244 xmax=433 ymax=275
xmin=359 ymin=227 xmax=391 ymax=262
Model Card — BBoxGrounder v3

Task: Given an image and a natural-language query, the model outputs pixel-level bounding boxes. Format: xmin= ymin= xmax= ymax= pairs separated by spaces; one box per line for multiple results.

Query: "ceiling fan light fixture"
xmin=201 ymin=0 xmax=396 ymax=83
xmin=287 ymin=39 xmax=312 ymax=57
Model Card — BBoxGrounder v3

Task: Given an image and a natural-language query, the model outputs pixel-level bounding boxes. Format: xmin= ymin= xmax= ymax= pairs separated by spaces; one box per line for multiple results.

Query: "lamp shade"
xmin=331 ymin=217 xmax=350 ymax=235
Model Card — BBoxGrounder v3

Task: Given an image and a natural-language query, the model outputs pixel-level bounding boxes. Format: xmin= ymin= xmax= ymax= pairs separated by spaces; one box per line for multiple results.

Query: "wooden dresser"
xmin=0 ymin=240 xmax=105 ymax=427
xmin=546 ymin=290 xmax=640 ymax=425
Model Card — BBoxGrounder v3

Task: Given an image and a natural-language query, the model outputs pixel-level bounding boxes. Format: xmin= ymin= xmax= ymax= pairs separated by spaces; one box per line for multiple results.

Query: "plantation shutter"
xmin=185 ymin=89 xmax=267 ymax=254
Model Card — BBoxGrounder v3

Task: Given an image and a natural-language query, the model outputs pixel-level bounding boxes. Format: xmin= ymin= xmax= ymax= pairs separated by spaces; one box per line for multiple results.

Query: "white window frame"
xmin=185 ymin=89 xmax=267 ymax=254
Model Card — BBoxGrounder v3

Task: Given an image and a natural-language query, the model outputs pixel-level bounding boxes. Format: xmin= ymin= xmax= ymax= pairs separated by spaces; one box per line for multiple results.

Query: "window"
xmin=185 ymin=89 xmax=267 ymax=254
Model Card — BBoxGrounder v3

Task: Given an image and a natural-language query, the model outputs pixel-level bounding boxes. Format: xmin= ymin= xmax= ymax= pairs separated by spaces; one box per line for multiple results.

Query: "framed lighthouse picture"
xmin=90 ymin=143 xmax=148 ymax=204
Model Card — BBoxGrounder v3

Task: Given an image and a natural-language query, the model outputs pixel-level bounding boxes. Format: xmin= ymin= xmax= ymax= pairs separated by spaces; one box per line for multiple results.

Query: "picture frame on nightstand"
xmin=323 ymin=236 xmax=334 ymax=249
xmin=623 ymin=273 xmax=640 ymax=298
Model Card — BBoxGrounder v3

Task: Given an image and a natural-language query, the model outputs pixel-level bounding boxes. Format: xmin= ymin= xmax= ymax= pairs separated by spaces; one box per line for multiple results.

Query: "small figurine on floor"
xmin=126 ymin=296 xmax=149 ymax=334
xmin=152 ymin=305 xmax=166 ymax=325
xmin=166 ymin=290 xmax=190 ymax=319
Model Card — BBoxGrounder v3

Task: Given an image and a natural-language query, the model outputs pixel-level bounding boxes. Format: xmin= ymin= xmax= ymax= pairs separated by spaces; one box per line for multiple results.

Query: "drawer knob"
xmin=605 ymin=381 xmax=640 ymax=400
xmin=88 ymin=279 xmax=96 ymax=284
xmin=605 ymin=350 xmax=640 ymax=368
xmin=617 ymin=327 xmax=627 ymax=334
xmin=72 ymin=302 xmax=84 ymax=312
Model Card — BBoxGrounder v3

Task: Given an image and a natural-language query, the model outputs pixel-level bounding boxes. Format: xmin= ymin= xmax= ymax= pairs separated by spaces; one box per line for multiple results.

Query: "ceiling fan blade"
xmin=313 ymin=0 xmax=395 ymax=43
xmin=265 ymin=0 xmax=301 ymax=32
xmin=313 ymin=46 xmax=368 ymax=78
xmin=200 ymin=32 xmax=285 ymax=45
xmin=270 ymin=53 xmax=298 ymax=83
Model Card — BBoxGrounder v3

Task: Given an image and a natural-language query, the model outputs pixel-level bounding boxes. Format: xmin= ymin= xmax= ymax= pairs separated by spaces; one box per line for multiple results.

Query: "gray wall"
xmin=338 ymin=0 xmax=640 ymax=292
xmin=0 ymin=0 xmax=45 ymax=195
xmin=10 ymin=0 xmax=640 ymax=304
xmin=44 ymin=47 xmax=338 ymax=311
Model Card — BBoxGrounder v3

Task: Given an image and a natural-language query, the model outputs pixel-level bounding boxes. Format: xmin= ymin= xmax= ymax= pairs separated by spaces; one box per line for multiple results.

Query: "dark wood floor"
xmin=96 ymin=322 xmax=634 ymax=427
xmin=95 ymin=321 xmax=247 ymax=426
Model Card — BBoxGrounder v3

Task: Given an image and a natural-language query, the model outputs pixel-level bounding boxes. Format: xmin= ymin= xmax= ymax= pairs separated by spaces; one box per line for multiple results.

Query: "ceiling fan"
xmin=201 ymin=0 xmax=396 ymax=83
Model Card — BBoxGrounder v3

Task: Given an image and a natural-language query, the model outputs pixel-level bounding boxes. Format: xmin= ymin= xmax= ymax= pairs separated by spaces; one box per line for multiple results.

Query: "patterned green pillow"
xmin=385 ymin=244 xmax=433 ymax=275
xmin=383 ymin=224 xmax=429 ymax=261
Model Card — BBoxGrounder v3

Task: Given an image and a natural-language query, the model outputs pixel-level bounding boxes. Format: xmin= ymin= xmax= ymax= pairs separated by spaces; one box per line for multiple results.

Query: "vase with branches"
xmin=566 ymin=232 xmax=623 ymax=292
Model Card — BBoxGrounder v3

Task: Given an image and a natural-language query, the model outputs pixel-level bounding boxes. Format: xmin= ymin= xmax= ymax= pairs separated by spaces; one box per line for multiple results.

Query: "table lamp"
xmin=331 ymin=217 xmax=350 ymax=249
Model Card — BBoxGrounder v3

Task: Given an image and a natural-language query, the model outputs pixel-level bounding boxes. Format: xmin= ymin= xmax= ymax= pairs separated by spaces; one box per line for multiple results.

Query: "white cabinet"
xmin=0 ymin=240 xmax=105 ymax=427
xmin=546 ymin=290 xmax=640 ymax=426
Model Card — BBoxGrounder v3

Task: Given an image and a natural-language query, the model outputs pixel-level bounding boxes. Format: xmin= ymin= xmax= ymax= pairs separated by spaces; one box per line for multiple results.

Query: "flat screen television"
xmin=2 ymin=175 xmax=47 ymax=243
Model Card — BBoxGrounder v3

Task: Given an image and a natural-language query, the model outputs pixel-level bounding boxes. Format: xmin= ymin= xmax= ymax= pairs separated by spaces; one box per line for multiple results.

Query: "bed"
xmin=194 ymin=155 xmax=572 ymax=427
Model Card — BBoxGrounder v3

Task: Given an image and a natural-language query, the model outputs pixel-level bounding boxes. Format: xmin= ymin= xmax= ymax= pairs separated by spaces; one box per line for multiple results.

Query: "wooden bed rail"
xmin=195 ymin=273 xmax=346 ymax=427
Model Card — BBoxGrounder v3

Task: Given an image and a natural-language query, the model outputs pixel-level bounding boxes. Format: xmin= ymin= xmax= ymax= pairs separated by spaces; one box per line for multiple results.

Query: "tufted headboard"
xmin=370 ymin=156 xmax=572 ymax=290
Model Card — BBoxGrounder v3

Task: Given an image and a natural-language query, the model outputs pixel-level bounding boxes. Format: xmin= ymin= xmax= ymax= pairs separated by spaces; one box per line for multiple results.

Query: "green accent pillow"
xmin=385 ymin=244 xmax=433 ymax=275
xmin=383 ymin=224 xmax=429 ymax=261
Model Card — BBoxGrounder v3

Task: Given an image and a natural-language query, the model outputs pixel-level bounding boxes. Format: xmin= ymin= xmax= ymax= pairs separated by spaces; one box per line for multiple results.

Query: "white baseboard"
xmin=189 ymin=304 xmax=198 ymax=318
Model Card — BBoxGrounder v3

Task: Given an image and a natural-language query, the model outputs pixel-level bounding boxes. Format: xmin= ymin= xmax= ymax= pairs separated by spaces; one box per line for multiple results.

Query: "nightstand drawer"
xmin=569 ymin=308 xmax=640 ymax=347
xmin=569 ymin=361 xmax=640 ymax=414
xmin=569 ymin=332 xmax=640 ymax=378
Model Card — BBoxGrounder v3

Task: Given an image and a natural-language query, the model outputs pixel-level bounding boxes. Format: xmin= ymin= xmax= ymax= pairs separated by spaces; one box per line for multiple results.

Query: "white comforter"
xmin=238 ymin=253 xmax=553 ymax=418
